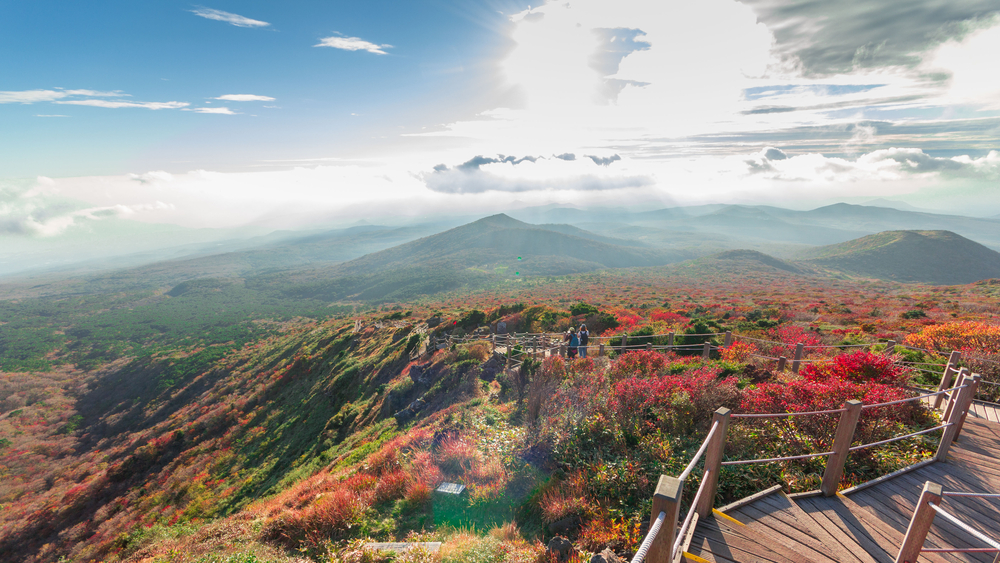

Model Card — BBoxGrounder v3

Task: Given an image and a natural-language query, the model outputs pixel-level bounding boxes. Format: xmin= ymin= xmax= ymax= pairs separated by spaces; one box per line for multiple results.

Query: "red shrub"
xmin=609 ymin=350 xmax=669 ymax=380
xmin=611 ymin=366 xmax=738 ymax=431
xmin=800 ymin=350 xmax=910 ymax=386
xmin=435 ymin=436 xmax=480 ymax=475
xmin=405 ymin=481 xmax=432 ymax=506
xmin=651 ymin=310 xmax=688 ymax=324
xmin=374 ymin=470 xmax=409 ymax=503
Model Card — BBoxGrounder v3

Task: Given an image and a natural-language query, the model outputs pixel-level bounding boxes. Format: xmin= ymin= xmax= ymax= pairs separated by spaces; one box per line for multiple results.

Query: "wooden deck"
xmin=969 ymin=400 xmax=1000 ymax=424
xmin=685 ymin=411 xmax=1000 ymax=563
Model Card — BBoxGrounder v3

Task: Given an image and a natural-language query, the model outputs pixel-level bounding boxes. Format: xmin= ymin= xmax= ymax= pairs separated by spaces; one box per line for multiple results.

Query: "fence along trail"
xmin=368 ymin=320 xmax=1000 ymax=561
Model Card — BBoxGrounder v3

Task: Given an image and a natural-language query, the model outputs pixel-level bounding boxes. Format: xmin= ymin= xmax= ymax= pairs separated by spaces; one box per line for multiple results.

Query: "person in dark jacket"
xmin=567 ymin=328 xmax=579 ymax=359
xmin=578 ymin=324 xmax=589 ymax=358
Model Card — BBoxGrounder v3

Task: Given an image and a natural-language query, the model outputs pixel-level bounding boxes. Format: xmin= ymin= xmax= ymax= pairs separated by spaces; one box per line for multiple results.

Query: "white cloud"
xmin=188 ymin=107 xmax=237 ymax=114
xmin=0 ymin=89 xmax=121 ymax=104
xmin=190 ymin=8 xmax=270 ymax=28
xmin=54 ymin=100 xmax=189 ymax=110
xmin=316 ymin=35 xmax=392 ymax=55
xmin=215 ymin=94 xmax=275 ymax=101
xmin=922 ymin=18 xmax=1000 ymax=110
xmin=128 ymin=171 xmax=174 ymax=184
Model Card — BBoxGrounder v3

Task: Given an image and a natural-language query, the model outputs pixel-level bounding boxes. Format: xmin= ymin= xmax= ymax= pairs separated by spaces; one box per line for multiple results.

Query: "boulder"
xmin=547 ymin=514 xmax=582 ymax=536
xmin=589 ymin=548 xmax=624 ymax=563
xmin=545 ymin=537 xmax=576 ymax=563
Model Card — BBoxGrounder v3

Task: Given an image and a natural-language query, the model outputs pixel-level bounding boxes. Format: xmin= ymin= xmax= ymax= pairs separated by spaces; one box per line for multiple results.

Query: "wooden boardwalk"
xmin=686 ymin=411 xmax=1000 ymax=563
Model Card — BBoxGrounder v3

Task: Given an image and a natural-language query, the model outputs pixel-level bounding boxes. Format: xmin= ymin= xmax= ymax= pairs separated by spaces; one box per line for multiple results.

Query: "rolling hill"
xmin=263 ymin=214 xmax=697 ymax=302
xmin=797 ymin=230 xmax=1000 ymax=284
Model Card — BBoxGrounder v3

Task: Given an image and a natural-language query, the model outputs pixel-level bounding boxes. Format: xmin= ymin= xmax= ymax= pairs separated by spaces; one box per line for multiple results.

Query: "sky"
xmin=2 ymin=0 xmax=1000 ymax=249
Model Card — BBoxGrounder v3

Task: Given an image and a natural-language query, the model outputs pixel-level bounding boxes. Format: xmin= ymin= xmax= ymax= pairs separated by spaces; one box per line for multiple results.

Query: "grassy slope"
xmin=798 ymin=230 xmax=1000 ymax=284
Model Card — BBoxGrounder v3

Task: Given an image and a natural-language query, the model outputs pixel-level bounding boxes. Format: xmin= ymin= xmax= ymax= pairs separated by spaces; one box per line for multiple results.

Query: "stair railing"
xmin=896 ymin=481 xmax=1000 ymax=563
xmin=632 ymin=375 xmax=979 ymax=563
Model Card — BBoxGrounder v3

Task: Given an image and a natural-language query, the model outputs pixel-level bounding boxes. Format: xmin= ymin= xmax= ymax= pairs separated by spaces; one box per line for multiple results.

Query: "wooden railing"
xmin=896 ymin=482 xmax=1000 ymax=562
xmin=630 ymin=369 xmax=982 ymax=563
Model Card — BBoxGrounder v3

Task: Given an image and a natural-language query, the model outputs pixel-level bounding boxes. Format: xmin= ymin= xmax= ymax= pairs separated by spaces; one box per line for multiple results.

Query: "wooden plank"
xmin=898 ymin=468 xmax=1000 ymax=540
xmin=792 ymin=496 xmax=884 ymax=563
xmin=841 ymin=491 xmax=965 ymax=563
xmin=718 ymin=485 xmax=784 ymax=514
xmin=821 ymin=495 xmax=909 ymax=558
xmin=840 ymin=459 xmax=936 ymax=495
xmin=709 ymin=514 xmax=827 ymax=563
xmin=796 ymin=496 xmax=897 ymax=563
xmin=690 ymin=522 xmax=799 ymax=563
xmin=892 ymin=470 xmax=1000 ymax=550
xmin=726 ymin=502 xmax=842 ymax=562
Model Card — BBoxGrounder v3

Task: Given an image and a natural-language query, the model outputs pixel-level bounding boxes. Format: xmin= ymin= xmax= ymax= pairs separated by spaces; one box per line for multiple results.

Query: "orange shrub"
xmin=905 ymin=321 xmax=1000 ymax=354
xmin=721 ymin=341 xmax=757 ymax=363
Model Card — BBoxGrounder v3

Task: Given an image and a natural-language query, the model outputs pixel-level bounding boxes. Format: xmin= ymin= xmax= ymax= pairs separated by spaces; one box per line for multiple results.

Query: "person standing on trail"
xmin=578 ymin=324 xmax=589 ymax=358
xmin=567 ymin=328 xmax=579 ymax=359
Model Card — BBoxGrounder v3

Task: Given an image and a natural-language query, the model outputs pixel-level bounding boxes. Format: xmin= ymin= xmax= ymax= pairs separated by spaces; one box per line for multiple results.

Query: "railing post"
xmin=951 ymin=374 xmax=980 ymax=442
xmin=777 ymin=356 xmax=787 ymax=372
xmin=491 ymin=334 xmax=496 ymax=353
xmin=895 ymin=481 xmax=942 ymax=563
xmin=942 ymin=368 xmax=969 ymax=424
xmin=646 ymin=343 xmax=652 ymax=352
xmin=647 ymin=475 xmax=682 ymax=563
xmin=695 ymin=408 xmax=731 ymax=518
xmin=621 ymin=333 xmax=628 ymax=354
xmin=701 ymin=342 xmax=711 ymax=360
xmin=821 ymin=400 xmax=863 ymax=496
xmin=724 ymin=331 xmax=733 ymax=348
xmin=934 ymin=351 xmax=961 ymax=409
xmin=599 ymin=343 xmax=605 ymax=357
xmin=791 ymin=343 xmax=804 ymax=373
xmin=667 ymin=332 xmax=674 ymax=351
xmin=937 ymin=373 xmax=976 ymax=461
xmin=885 ymin=340 xmax=896 ymax=354
xmin=560 ymin=344 xmax=566 ymax=358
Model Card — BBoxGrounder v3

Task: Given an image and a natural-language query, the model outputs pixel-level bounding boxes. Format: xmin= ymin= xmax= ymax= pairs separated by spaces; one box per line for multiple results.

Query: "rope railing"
xmin=721 ymin=451 xmax=835 ymax=466
xmin=731 ymin=407 xmax=847 ymax=418
xmin=671 ymin=468 xmax=713 ymax=560
xmin=629 ymin=510 xmax=665 ymax=563
xmin=678 ymin=422 xmax=719 ymax=482
xmin=860 ymin=386 xmax=964 ymax=410
xmin=927 ymin=503 xmax=1000 ymax=553
xmin=942 ymin=491 xmax=1000 ymax=498
xmin=848 ymin=423 xmax=951 ymax=452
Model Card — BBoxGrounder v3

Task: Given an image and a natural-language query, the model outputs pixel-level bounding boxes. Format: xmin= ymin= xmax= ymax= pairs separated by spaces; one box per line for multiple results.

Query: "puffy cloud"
xmin=55 ymin=99 xmax=189 ymax=110
xmin=128 ymin=171 xmax=174 ymax=184
xmin=188 ymin=107 xmax=236 ymax=114
xmin=316 ymin=35 xmax=392 ymax=55
xmin=0 ymin=89 xmax=121 ymax=104
xmin=737 ymin=147 xmax=1000 ymax=182
xmin=190 ymin=8 xmax=270 ymax=28
xmin=424 ymin=154 xmax=650 ymax=193
xmin=215 ymin=94 xmax=275 ymax=102
xmin=586 ymin=154 xmax=621 ymax=166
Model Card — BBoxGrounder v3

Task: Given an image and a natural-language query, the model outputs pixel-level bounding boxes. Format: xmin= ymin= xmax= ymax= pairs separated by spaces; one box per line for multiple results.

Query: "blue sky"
xmin=1 ymin=0 xmax=528 ymax=175
xmin=2 ymin=0 xmax=1000 ymax=253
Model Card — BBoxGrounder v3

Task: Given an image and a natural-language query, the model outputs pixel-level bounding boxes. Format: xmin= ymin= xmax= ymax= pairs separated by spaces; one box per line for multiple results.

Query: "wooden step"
xmin=725 ymin=491 xmax=865 ymax=563
xmin=685 ymin=487 xmax=874 ymax=563
xmin=687 ymin=514 xmax=810 ymax=563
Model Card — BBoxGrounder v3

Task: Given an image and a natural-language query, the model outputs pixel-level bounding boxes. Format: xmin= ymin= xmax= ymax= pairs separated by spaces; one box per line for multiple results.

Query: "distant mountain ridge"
xmin=268 ymin=214 xmax=696 ymax=301
xmin=797 ymin=230 xmax=1000 ymax=284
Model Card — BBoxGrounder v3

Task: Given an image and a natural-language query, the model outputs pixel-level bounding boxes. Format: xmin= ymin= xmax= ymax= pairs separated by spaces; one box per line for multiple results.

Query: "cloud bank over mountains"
xmin=4 ymin=0 xmax=1000 ymax=237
